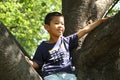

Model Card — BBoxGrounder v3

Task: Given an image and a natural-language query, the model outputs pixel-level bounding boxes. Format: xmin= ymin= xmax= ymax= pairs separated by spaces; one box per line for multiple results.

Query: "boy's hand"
xmin=100 ymin=17 xmax=110 ymax=22
xmin=25 ymin=56 xmax=39 ymax=69
xmin=25 ymin=56 xmax=33 ymax=65
xmin=25 ymin=56 xmax=30 ymax=62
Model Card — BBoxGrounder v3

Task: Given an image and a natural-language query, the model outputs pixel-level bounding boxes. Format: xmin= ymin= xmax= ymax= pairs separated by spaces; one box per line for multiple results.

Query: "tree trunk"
xmin=62 ymin=0 xmax=120 ymax=80
xmin=62 ymin=0 xmax=114 ymax=35
xmin=0 ymin=23 xmax=42 ymax=80
xmin=76 ymin=12 xmax=120 ymax=80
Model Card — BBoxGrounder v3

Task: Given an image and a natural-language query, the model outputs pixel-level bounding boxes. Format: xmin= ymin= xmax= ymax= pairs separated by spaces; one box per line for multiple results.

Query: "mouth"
xmin=57 ymin=28 xmax=63 ymax=33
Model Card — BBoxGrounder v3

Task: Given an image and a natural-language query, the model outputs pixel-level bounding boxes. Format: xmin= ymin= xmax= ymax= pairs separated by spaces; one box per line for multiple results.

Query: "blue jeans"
xmin=44 ymin=73 xmax=77 ymax=80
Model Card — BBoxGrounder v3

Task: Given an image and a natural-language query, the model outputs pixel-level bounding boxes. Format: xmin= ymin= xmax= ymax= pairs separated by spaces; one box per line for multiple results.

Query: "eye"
xmin=55 ymin=22 xmax=59 ymax=24
xmin=61 ymin=23 xmax=64 ymax=25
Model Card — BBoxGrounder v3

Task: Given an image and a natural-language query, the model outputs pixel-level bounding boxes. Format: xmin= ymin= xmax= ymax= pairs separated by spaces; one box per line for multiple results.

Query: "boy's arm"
xmin=77 ymin=18 xmax=109 ymax=39
xmin=25 ymin=56 xmax=39 ymax=69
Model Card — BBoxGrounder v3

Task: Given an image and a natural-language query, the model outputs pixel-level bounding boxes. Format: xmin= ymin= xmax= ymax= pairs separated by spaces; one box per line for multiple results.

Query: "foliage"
xmin=0 ymin=0 xmax=62 ymax=56
xmin=106 ymin=1 xmax=120 ymax=17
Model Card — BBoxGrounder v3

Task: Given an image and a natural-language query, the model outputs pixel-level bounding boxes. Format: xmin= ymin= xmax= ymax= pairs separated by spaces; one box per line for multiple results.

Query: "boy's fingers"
xmin=25 ymin=56 xmax=29 ymax=61
xmin=102 ymin=17 xmax=111 ymax=22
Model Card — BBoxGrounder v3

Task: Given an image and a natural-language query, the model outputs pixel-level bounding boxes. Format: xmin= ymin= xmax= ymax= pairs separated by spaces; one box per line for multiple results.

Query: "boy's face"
xmin=45 ymin=16 xmax=65 ymax=37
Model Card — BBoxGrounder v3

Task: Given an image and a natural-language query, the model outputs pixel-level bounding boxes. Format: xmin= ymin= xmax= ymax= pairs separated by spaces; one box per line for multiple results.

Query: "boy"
xmin=26 ymin=12 xmax=109 ymax=80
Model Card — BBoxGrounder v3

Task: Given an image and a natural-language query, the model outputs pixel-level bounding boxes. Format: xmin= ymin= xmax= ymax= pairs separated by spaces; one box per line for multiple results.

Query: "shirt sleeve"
xmin=32 ymin=44 xmax=44 ymax=69
xmin=66 ymin=33 xmax=79 ymax=50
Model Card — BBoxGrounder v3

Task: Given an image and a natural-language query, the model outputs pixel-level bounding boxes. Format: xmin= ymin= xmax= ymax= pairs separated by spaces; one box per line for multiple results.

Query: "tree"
xmin=0 ymin=0 xmax=120 ymax=80
xmin=0 ymin=22 xmax=42 ymax=80
xmin=62 ymin=0 xmax=120 ymax=80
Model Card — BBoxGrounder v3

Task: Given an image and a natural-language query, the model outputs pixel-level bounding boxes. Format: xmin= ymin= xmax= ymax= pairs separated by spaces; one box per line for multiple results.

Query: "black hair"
xmin=44 ymin=12 xmax=63 ymax=25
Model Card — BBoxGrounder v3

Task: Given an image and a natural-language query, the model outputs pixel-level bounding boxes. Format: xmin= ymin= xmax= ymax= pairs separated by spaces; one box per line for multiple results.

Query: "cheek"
xmin=63 ymin=27 xmax=65 ymax=32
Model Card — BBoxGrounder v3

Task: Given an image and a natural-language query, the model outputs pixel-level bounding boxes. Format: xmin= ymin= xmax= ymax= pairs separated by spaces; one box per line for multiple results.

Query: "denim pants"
xmin=44 ymin=73 xmax=77 ymax=80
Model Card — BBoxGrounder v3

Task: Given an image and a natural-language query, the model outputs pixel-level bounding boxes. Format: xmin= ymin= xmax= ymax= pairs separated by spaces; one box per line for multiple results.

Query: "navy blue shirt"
xmin=32 ymin=33 xmax=78 ymax=77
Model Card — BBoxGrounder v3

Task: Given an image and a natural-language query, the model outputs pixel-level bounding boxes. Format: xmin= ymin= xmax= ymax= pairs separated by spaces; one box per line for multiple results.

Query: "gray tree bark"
xmin=0 ymin=23 xmax=42 ymax=80
xmin=62 ymin=0 xmax=114 ymax=35
xmin=62 ymin=0 xmax=120 ymax=80
xmin=75 ymin=12 xmax=120 ymax=80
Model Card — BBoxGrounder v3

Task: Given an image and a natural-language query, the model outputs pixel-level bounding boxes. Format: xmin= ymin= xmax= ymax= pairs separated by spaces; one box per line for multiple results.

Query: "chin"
xmin=59 ymin=33 xmax=63 ymax=35
xmin=56 ymin=34 xmax=62 ymax=37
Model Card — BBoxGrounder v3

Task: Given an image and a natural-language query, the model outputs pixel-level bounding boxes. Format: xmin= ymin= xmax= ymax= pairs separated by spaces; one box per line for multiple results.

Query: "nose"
xmin=58 ymin=23 xmax=64 ymax=28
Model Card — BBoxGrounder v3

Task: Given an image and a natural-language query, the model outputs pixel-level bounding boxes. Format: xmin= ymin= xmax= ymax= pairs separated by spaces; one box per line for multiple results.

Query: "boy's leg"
xmin=61 ymin=73 xmax=77 ymax=80
xmin=44 ymin=74 xmax=62 ymax=80
xmin=44 ymin=73 xmax=77 ymax=80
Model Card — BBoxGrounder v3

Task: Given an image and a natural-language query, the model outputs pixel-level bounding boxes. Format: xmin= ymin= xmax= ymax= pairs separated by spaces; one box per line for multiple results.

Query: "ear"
xmin=44 ymin=24 xmax=49 ymax=31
